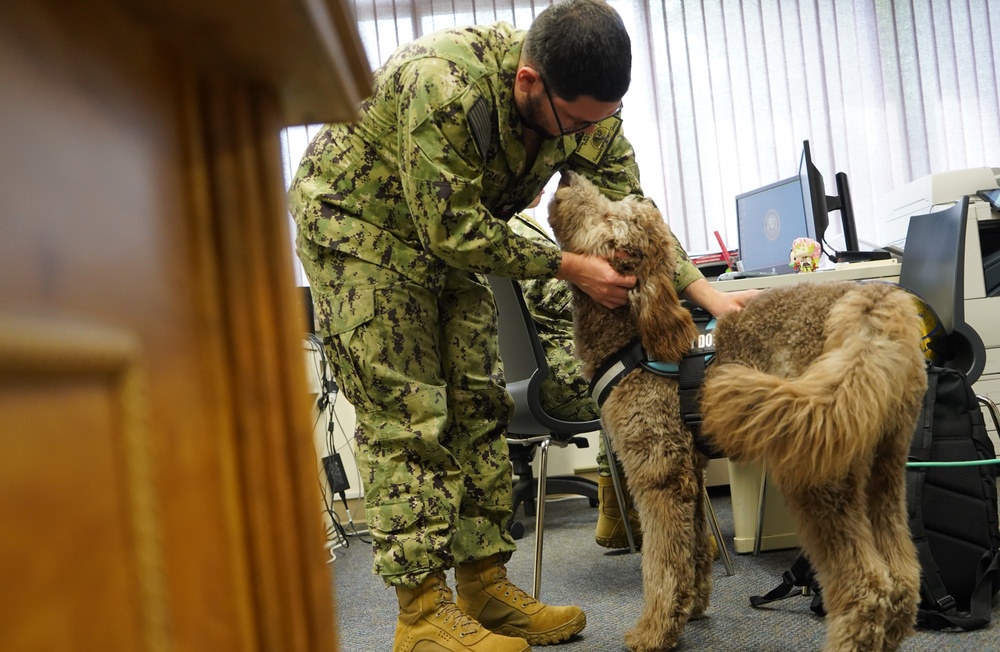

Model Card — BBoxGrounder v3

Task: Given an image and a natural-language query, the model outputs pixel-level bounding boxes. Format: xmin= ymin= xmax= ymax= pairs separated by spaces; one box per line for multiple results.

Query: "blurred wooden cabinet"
xmin=0 ymin=2 xmax=370 ymax=650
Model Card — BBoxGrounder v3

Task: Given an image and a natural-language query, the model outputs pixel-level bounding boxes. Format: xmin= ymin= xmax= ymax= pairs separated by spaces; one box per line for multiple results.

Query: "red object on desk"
xmin=690 ymin=251 xmax=738 ymax=266
xmin=713 ymin=231 xmax=736 ymax=271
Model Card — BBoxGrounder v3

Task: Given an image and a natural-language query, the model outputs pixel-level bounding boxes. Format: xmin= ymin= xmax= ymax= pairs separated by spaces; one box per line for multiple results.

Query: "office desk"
xmin=709 ymin=259 xmax=902 ymax=292
xmin=710 ymin=259 xmax=902 ymax=552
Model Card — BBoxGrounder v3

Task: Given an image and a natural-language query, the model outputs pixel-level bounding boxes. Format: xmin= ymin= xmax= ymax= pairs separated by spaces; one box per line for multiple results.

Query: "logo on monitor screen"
xmin=764 ymin=209 xmax=781 ymax=240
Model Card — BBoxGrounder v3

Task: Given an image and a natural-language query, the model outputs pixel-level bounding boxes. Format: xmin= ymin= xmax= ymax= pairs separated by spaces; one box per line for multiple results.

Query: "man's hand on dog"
xmin=554 ymin=253 xmax=759 ymax=314
xmin=682 ymin=278 xmax=760 ymax=317
xmin=555 ymin=251 xmax=636 ymax=310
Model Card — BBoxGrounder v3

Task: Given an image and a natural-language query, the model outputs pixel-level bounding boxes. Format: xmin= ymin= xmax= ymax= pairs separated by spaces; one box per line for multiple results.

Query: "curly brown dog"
xmin=547 ymin=171 xmax=928 ymax=652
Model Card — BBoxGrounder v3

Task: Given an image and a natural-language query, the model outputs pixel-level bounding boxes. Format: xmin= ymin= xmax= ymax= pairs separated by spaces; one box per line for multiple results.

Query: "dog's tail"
xmin=702 ymin=285 xmax=926 ymax=485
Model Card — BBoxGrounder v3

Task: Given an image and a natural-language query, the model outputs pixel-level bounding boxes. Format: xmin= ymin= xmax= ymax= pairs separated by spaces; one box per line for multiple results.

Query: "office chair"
xmin=488 ymin=274 xmax=604 ymax=599
xmin=751 ymin=196 xmax=990 ymax=555
xmin=898 ymin=197 xmax=999 ymax=470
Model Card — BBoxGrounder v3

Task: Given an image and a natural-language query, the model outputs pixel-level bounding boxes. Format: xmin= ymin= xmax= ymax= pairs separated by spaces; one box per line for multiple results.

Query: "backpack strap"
xmin=909 ymin=363 xmax=937 ymax=462
xmin=918 ymin=550 xmax=999 ymax=631
xmin=909 ymin=495 xmax=961 ymax=625
xmin=906 ymin=367 xmax=964 ymax=628
xmin=750 ymin=552 xmax=825 ymax=616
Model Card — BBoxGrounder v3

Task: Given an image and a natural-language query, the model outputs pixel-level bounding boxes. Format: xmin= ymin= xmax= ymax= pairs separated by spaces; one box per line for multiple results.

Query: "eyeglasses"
xmin=538 ymin=71 xmax=623 ymax=136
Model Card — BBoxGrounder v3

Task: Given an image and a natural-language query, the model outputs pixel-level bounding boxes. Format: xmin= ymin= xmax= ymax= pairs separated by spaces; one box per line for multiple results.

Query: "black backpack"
xmin=751 ymin=364 xmax=1000 ymax=631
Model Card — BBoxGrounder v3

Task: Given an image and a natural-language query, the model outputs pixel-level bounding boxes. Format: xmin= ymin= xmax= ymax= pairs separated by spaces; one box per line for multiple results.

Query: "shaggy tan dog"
xmin=547 ymin=171 xmax=928 ymax=652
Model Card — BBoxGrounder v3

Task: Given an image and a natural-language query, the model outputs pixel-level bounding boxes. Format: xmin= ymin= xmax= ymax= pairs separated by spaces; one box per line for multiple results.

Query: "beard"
xmin=517 ymin=93 xmax=559 ymax=140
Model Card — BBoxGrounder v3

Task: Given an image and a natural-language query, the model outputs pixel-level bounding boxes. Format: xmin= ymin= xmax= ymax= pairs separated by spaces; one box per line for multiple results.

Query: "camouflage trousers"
xmin=298 ymin=241 xmax=517 ymax=587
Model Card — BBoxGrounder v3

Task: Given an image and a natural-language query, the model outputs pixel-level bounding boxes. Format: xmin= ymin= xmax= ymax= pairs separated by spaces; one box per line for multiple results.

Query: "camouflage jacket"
xmin=290 ymin=22 xmax=702 ymax=288
xmin=507 ymin=213 xmax=574 ymax=330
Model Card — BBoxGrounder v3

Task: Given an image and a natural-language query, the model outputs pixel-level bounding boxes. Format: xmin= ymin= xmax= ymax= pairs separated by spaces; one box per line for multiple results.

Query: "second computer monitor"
xmin=735 ymin=175 xmax=814 ymax=275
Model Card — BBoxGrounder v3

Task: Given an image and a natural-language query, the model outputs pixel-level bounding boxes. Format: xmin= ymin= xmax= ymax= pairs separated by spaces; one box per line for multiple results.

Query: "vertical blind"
xmin=282 ymin=0 xmax=1000 ymax=266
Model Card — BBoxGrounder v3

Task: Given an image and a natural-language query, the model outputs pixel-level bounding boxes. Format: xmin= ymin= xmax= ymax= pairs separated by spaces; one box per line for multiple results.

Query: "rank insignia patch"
xmin=573 ymin=114 xmax=622 ymax=165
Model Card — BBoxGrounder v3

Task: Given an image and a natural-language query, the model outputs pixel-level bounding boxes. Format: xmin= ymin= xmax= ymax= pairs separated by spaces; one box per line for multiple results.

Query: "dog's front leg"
xmin=689 ymin=454 xmax=713 ymax=620
xmin=602 ymin=377 xmax=703 ymax=652
xmin=624 ymin=469 xmax=701 ymax=652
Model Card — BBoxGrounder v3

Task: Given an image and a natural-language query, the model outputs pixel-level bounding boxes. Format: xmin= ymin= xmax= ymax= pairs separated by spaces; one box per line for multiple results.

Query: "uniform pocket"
xmin=367 ymin=497 xmax=419 ymax=536
xmin=316 ymin=287 xmax=377 ymax=409
xmin=366 ymin=497 xmax=431 ymax=571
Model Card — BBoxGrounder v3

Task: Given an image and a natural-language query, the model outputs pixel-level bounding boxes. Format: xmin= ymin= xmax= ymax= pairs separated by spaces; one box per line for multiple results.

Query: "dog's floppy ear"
xmin=627 ymin=203 xmax=698 ymax=362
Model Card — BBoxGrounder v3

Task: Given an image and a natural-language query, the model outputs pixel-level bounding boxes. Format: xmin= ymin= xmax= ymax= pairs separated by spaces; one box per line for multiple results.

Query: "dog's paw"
xmin=624 ymin=626 xmax=678 ymax=652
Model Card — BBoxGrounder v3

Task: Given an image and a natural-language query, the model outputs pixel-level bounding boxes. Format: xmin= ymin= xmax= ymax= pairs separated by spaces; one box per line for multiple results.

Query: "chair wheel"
xmin=508 ymin=520 xmax=525 ymax=540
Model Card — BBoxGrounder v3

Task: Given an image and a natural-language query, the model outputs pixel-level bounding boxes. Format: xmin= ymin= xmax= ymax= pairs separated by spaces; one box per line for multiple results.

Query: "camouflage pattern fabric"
xmin=299 ymin=243 xmax=518 ymax=585
xmin=289 ymin=22 xmax=704 ymax=587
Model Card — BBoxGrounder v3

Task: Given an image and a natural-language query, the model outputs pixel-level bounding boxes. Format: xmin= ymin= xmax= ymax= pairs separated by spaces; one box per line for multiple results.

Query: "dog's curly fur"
xmin=547 ymin=171 xmax=927 ymax=652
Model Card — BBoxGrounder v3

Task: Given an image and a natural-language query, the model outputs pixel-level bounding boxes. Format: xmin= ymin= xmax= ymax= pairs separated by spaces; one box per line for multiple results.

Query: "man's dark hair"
xmin=522 ymin=0 xmax=631 ymax=102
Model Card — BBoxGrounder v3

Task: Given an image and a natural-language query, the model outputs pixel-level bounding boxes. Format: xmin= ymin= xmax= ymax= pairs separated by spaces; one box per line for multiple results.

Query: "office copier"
xmin=880 ymin=167 xmax=1000 ymax=444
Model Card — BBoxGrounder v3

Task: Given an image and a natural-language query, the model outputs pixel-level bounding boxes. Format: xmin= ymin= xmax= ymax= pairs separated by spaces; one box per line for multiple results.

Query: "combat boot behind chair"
xmin=594 ymin=474 xmax=642 ymax=549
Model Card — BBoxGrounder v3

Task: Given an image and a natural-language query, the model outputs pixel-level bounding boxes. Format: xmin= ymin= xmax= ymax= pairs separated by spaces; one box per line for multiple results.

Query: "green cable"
xmin=907 ymin=459 xmax=1000 ymax=468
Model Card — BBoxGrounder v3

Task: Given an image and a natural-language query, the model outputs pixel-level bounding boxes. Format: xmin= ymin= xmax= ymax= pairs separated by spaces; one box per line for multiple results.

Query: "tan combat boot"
xmin=594 ymin=475 xmax=642 ymax=549
xmin=393 ymin=572 xmax=531 ymax=652
xmin=455 ymin=555 xmax=585 ymax=645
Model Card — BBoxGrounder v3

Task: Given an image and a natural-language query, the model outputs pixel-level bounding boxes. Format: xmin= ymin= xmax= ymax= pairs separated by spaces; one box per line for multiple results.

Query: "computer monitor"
xmin=798 ymin=140 xmax=889 ymax=263
xmin=735 ymin=175 xmax=812 ymax=275
xmin=798 ymin=140 xmax=858 ymax=258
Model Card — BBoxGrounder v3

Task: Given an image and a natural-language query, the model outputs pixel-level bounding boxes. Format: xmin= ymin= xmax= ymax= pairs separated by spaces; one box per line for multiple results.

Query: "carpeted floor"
xmin=329 ymin=491 xmax=998 ymax=651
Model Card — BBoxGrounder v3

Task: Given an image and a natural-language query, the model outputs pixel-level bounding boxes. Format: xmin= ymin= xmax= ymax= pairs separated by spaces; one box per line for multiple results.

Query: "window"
xmin=283 ymin=0 xmax=1000 ymax=263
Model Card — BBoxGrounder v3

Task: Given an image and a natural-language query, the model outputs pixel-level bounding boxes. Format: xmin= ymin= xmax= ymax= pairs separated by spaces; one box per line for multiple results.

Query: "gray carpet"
xmin=329 ymin=491 xmax=999 ymax=651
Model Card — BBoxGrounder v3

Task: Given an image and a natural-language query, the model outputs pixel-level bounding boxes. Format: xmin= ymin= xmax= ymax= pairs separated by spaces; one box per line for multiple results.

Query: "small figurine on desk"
xmin=789 ymin=237 xmax=822 ymax=273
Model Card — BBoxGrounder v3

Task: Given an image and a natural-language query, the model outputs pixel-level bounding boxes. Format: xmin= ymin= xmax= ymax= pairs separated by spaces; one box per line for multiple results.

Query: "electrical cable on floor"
xmin=338 ymin=489 xmax=371 ymax=544
xmin=307 ymin=332 xmax=373 ymax=548
xmin=320 ymin=475 xmax=349 ymax=550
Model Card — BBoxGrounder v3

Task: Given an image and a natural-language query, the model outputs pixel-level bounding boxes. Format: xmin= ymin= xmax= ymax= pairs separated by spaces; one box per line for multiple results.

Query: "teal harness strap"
xmin=641 ymin=318 xmax=717 ymax=376
xmin=588 ymin=311 xmax=718 ymax=455
xmin=642 ymin=360 xmax=681 ymax=374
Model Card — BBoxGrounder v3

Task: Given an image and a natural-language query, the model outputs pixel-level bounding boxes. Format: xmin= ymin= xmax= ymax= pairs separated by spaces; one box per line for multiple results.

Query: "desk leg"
xmin=753 ymin=465 xmax=767 ymax=557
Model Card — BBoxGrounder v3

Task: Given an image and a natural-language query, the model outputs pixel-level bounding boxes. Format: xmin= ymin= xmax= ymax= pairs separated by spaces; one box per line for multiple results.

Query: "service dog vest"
xmin=589 ymin=308 xmax=717 ymax=453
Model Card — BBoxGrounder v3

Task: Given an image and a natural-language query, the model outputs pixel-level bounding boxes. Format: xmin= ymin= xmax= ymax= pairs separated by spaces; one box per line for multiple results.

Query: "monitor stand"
xmin=833 ymin=249 xmax=893 ymax=264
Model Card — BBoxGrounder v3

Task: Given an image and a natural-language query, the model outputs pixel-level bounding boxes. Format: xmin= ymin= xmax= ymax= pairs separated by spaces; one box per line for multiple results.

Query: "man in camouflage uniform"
xmin=290 ymin=1 xmax=753 ymax=650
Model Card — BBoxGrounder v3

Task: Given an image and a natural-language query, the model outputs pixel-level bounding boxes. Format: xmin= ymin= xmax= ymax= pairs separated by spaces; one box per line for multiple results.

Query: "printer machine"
xmin=880 ymin=168 xmax=1000 ymax=444
xmin=879 ymin=166 xmax=1000 ymax=299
